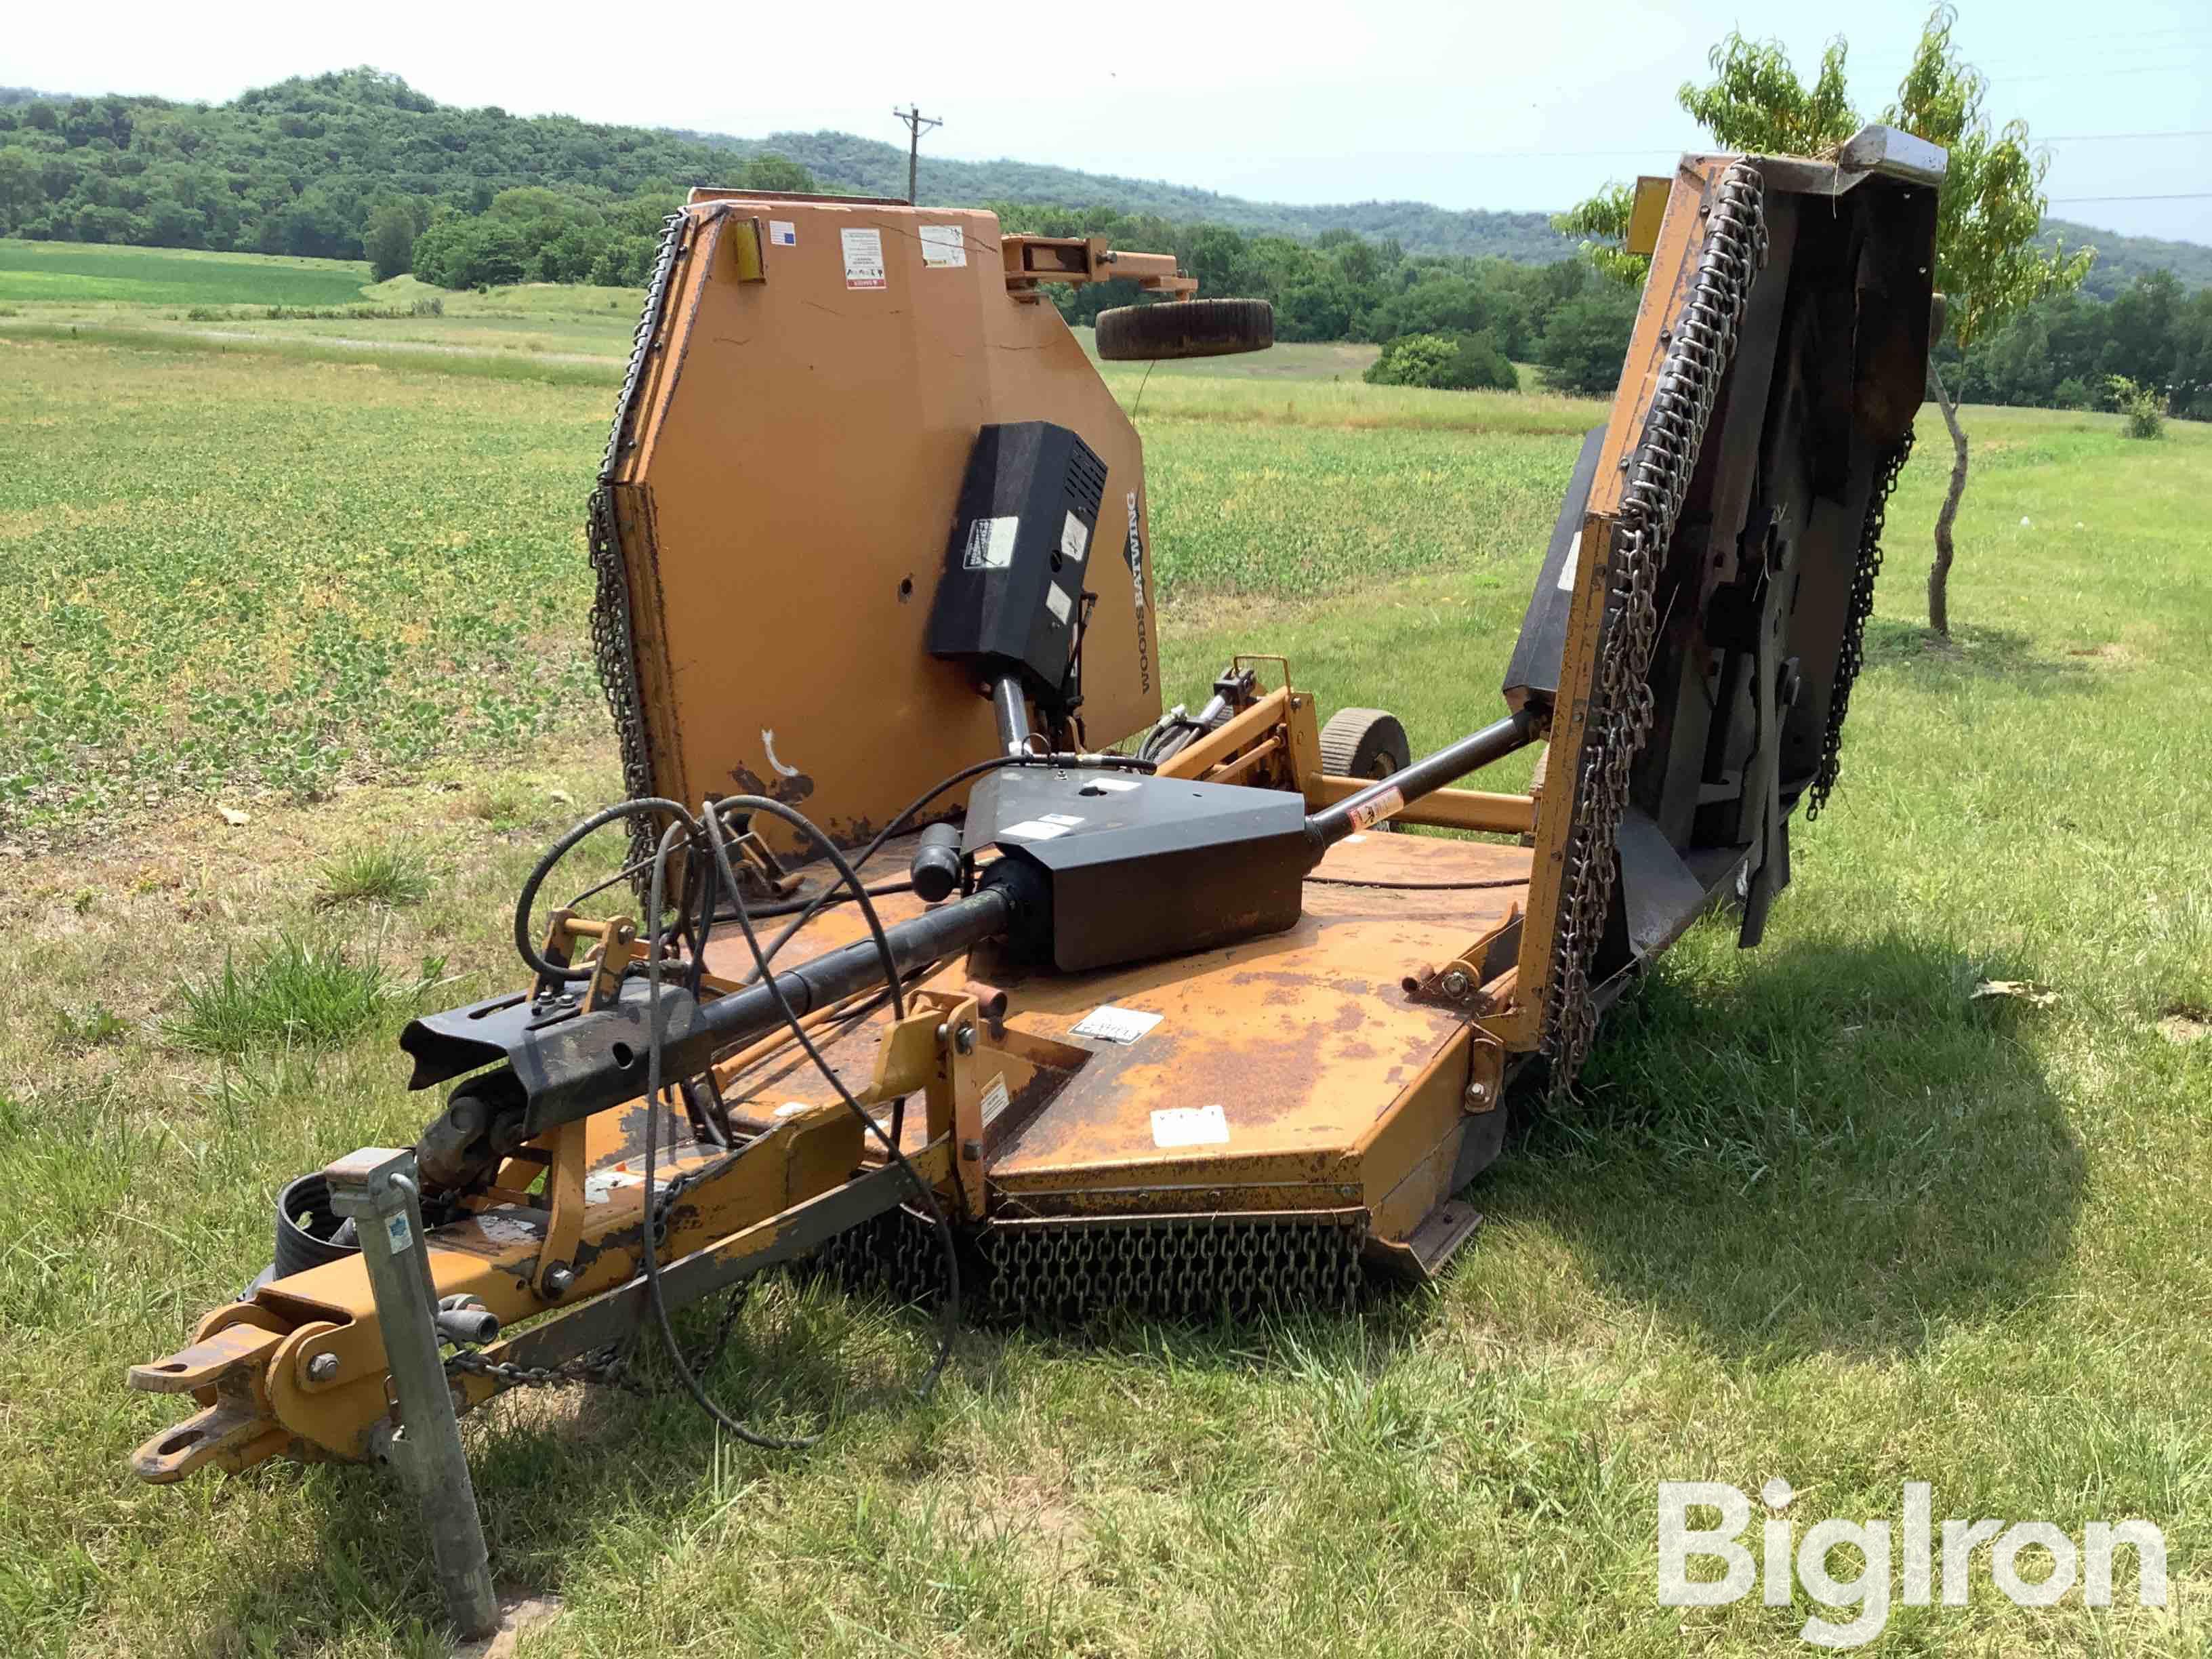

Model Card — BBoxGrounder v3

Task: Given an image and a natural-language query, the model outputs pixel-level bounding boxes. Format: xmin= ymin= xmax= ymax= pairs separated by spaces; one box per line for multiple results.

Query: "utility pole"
xmin=892 ymin=104 xmax=941 ymax=205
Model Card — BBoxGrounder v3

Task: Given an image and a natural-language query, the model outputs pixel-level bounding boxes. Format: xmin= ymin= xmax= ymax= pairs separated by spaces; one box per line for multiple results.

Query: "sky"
xmin=10 ymin=0 xmax=2211 ymax=245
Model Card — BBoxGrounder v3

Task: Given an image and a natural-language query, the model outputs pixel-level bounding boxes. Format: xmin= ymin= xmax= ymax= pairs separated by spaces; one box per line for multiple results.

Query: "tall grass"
xmin=164 ymin=934 xmax=441 ymax=1056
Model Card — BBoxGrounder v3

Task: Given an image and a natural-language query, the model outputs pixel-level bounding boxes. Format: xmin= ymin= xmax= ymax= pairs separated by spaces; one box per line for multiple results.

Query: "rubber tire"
xmin=272 ymin=1171 xmax=360 ymax=1280
xmin=1096 ymin=298 xmax=1275 ymax=361
xmin=1318 ymin=707 xmax=1412 ymax=783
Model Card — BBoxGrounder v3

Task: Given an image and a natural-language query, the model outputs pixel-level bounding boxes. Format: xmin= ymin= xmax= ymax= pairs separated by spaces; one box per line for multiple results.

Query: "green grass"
xmin=316 ymin=843 xmax=433 ymax=909
xmin=165 ymin=934 xmax=443 ymax=1057
xmin=0 ymin=339 xmax=611 ymax=836
xmin=0 ymin=241 xmax=373 ymax=307
xmin=1 ymin=329 xmax=2209 ymax=1655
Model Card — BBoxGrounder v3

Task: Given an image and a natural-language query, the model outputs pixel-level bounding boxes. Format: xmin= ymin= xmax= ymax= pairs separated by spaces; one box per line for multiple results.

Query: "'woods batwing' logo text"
xmin=1124 ymin=489 xmax=1151 ymax=694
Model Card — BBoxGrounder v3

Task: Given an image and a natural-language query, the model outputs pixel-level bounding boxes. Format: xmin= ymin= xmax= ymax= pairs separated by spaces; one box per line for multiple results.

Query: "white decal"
xmin=768 ymin=220 xmax=797 ymax=247
xmin=384 ymin=1212 xmax=414 ymax=1255
xmin=840 ymin=226 xmax=887 ymax=289
xmin=1151 ymin=1103 xmax=1229 ymax=1149
xmin=964 ymin=516 xmax=1019 ymax=570
xmin=998 ymin=818 xmax=1072 ymax=841
xmin=1556 ymin=529 xmax=1583 ymax=592
xmin=1071 ymin=1004 xmax=1165 ymax=1044
xmin=1045 ymin=582 xmax=1073 ymax=624
xmin=980 ymin=1073 xmax=1011 ymax=1125
xmin=918 ymin=224 xmax=968 ymax=267
xmin=1085 ymin=776 xmax=1141 ymax=793
xmin=1059 ymin=512 xmax=1090 ymax=564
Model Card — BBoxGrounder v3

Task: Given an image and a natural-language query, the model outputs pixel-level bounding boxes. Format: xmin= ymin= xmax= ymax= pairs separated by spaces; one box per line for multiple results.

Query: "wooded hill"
xmin=3 ymin=66 xmax=2204 ymax=291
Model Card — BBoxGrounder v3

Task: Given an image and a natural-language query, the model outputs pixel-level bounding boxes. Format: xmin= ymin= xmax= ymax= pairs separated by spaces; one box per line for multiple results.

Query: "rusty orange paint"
xmin=601 ymin=198 xmax=1166 ymax=857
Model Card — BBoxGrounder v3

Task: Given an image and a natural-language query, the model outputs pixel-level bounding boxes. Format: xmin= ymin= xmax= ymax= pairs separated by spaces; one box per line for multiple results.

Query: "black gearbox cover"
xmin=964 ymin=766 xmax=1310 ymax=972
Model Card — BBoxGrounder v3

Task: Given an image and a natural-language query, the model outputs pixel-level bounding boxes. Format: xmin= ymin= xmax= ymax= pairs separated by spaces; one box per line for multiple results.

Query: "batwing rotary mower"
xmin=129 ymin=127 xmax=1946 ymax=1633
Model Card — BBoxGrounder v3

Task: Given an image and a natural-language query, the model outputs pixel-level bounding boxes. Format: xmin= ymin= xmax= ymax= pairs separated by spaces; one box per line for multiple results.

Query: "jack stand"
xmin=326 ymin=1147 xmax=501 ymax=1641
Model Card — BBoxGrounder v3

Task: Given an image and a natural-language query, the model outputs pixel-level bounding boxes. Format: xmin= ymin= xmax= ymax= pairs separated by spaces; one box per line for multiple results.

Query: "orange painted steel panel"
xmin=606 ymin=199 xmax=1162 ymax=854
xmin=705 ymin=831 xmax=1532 ymax=1213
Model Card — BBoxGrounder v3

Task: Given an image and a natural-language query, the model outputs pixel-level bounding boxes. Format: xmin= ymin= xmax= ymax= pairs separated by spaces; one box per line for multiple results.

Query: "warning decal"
xmin=841 ymin=226 xmax=887 ymax=289
xmin=964 ymin=516 xmax=1019 ymax=569
xmin=919 ymin=224 xmax=968 ymax=268
xmin=1346 ymin=785 xmax=1405 ymax=832
xmin=768 ymin=220 xmax=797 ymax=247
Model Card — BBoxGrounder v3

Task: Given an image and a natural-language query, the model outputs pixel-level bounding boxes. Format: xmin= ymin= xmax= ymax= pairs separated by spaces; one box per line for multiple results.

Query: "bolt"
xmin=1439 ymin=969 xmax=1471 ymax=999
xmin=306 ymin=1351 xmax=341 ymax=1383
xmin=1464 ymin=1080 xmax=1492 ymax=1111
xmin=960 ymin=1139 xmax=983 ymax=1162
xmin=956 ymin=1024 xmax=977 ymax=1054
xmin=543 ymin=1265 xmax=575 ymax=1298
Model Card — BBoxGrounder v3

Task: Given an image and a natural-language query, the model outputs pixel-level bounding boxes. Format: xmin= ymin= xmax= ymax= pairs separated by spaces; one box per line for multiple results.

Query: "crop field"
xmin=1 ymin=251 xmax=2209 ymax=1656
xmin=0 ymin=334 xmax=1575 ymax=840
xmin=0 ymin=241 xmax=376 ymax=308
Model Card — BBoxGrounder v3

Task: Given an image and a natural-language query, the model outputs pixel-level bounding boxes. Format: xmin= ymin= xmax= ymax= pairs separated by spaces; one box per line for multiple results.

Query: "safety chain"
xmin=440 ymin=1152 xmax=746 ymax=1395
xmin=588 ymin=209 xmax=694 ymax=884
xmin=1543 ymin=160 xmax=1768 ymax=1092
xmin=446 ymin=1341 xmax=650 ymax=1396
xmin=1807 ymin=428 xmax=1915 ymax=819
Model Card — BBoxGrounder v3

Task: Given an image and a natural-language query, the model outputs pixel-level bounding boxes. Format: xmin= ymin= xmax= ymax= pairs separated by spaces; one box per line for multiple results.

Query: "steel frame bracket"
xmin=1403 ymin=905 xmax=1523 ymax=1018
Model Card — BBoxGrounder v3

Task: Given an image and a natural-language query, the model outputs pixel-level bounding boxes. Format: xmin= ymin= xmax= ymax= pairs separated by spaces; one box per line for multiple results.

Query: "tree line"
xmin=3 ymin=65 xmax=2207 ymax=417
xmin=1942 ymin=270 xmax=2212 ymax=422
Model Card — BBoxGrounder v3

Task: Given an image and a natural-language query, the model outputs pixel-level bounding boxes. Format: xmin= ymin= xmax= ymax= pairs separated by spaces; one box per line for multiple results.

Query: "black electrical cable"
xmin=632 ymin=794 xmax=964 ymax=1452
xmin=712 ymin=877 xmax=914 ymax=924
xmin=514 ymin=796 xmax=697 ymax=983
xmin=699 ymin=796 xmax=960 ymax=1396
xmin=640 ymin=818 xmax=806 ymax=1449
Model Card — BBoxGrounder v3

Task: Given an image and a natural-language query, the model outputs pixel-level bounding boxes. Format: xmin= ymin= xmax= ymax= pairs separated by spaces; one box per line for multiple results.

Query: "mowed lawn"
xmin=0 ymin=323 xmax=2207 ymax=1656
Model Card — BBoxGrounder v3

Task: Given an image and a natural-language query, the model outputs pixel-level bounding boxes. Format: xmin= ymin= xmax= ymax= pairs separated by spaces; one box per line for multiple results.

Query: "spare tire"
xmin=1319 ymin=707 xmax=1411 ymax=783
xmin=1097 ymin=298 xmax=1274 ymax=361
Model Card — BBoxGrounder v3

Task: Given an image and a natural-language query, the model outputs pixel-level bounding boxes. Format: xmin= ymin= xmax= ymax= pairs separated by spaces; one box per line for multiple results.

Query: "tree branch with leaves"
xmin=1556 ymin=6 xmax=2093 ymax=637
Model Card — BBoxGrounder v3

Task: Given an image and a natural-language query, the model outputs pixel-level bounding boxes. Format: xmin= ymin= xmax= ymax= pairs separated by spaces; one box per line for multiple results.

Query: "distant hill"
xmin=708 ymin=127 xmax=2209 ymax=281
xmin=673 ymin=126 xmax=1580 ymax=263
xmin=1 ymin=68 xmax=2203 ymax=281
xmin=2045 ymin=218 xmax=2212 ymax=298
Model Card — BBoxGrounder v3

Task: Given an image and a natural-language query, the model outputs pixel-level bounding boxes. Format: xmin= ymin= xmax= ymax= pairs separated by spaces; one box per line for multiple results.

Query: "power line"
xmin=890 ymin=104 xmax=941 ymax=205
xmin=2049 ymin=192 xmax=2212 ymax=204
xmin=2041 ymin=130 xmax=2212 ymax=144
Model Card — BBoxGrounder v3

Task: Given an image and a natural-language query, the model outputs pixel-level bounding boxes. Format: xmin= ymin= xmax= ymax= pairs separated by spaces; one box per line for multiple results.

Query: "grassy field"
xmin=1 ymin=267 xmax=2209 ymax=1656
xmin=0 ymin=242 xmax=377 ymax=308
